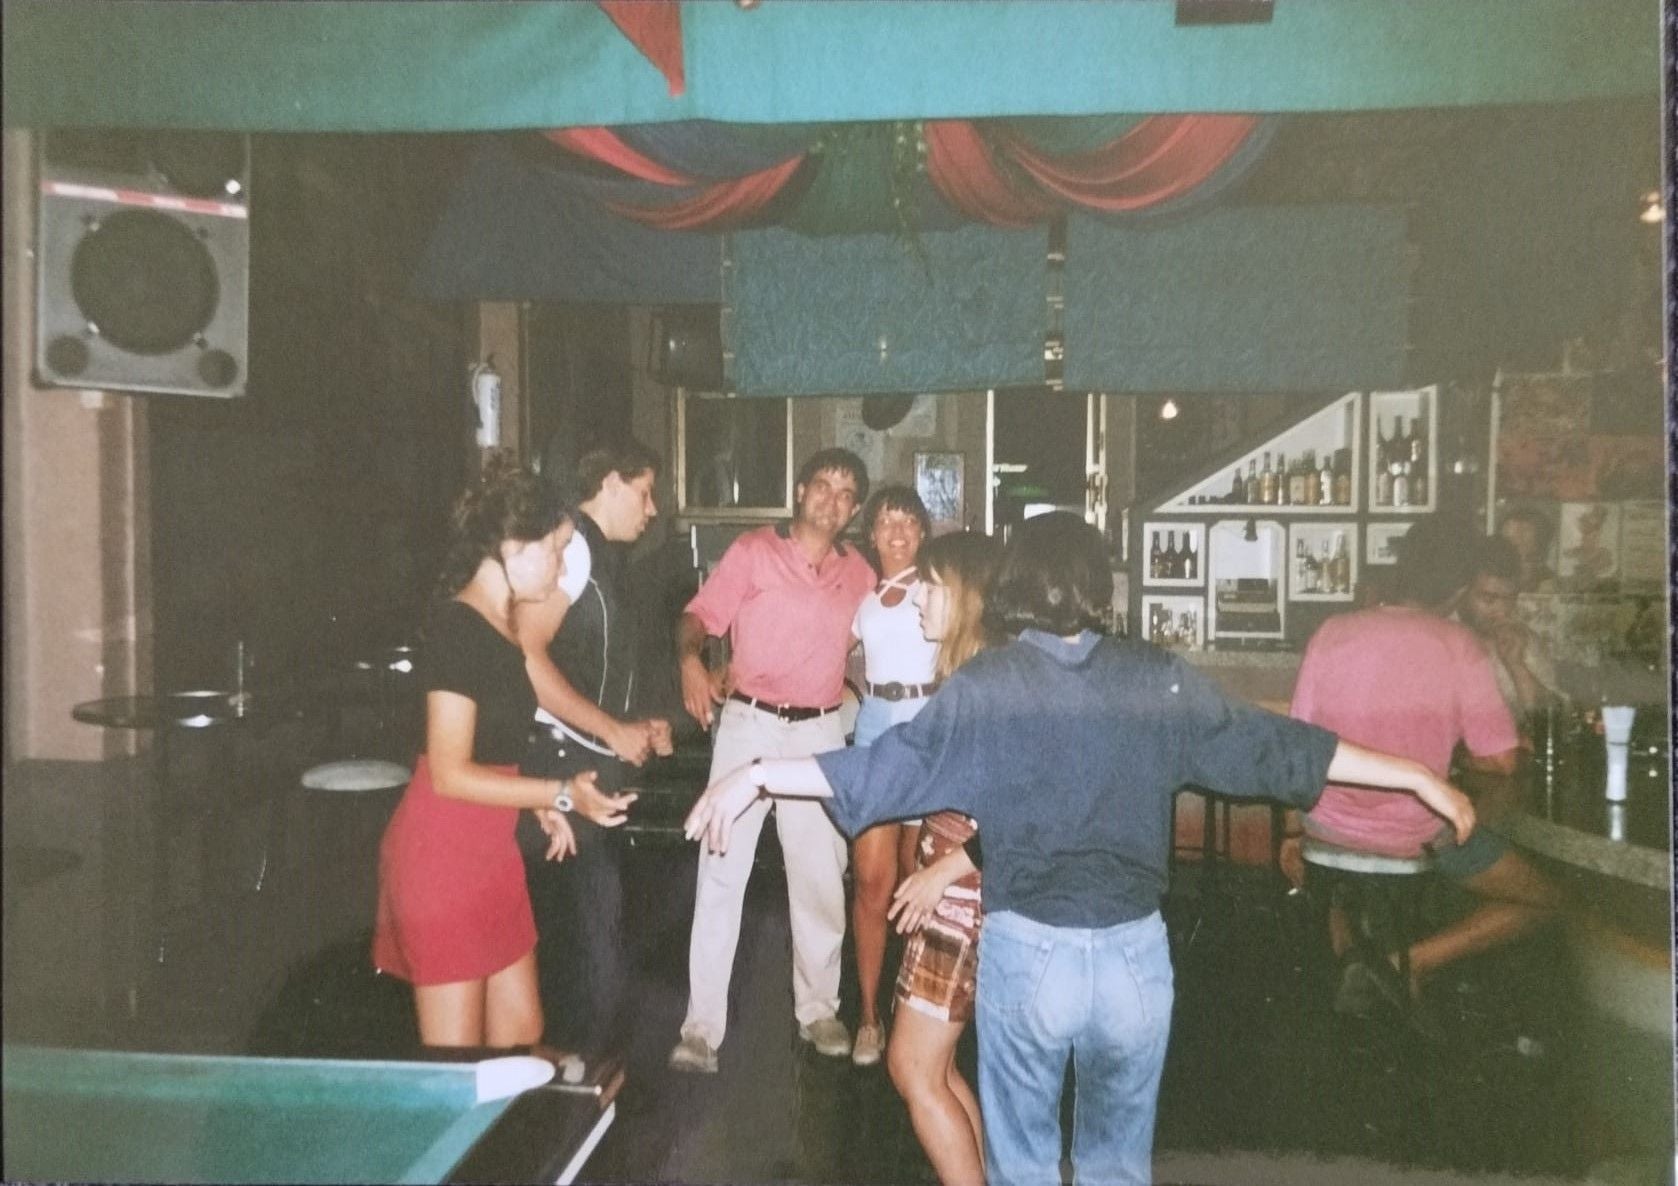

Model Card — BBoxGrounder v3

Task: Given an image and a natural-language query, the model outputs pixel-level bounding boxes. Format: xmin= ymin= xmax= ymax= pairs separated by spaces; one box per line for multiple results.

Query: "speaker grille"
xmin=71 ymin=210 xmax=219 ymax=355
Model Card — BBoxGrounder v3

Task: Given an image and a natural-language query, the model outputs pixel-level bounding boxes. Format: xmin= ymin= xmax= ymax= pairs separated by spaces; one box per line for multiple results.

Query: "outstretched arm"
xmin=683 ymin=757 xmax=832 ymax=853
xmin=1324 ymin=739 xmax=1476 ymax=843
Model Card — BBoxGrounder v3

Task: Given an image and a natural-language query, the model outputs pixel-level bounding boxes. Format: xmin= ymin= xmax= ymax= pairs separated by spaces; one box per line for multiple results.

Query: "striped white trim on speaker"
xmin=40 ymin=180 xmax=247 ymax=220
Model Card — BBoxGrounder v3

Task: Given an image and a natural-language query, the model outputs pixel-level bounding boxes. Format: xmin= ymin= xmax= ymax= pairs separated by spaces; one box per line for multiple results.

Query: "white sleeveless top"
xmin=852 ymin=568 xmax=939 ymax=686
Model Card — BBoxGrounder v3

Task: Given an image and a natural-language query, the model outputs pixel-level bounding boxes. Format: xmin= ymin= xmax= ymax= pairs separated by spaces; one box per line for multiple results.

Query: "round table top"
xmin=71 ymin=689 xmax=300 ymax=730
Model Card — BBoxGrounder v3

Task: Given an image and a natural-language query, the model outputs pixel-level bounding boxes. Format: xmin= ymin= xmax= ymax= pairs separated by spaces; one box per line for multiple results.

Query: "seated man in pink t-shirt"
xmin=1285 ymin=516 xmax=1559 ymax=1025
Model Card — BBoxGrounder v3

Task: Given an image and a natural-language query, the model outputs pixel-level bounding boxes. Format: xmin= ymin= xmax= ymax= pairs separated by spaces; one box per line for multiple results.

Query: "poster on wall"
xmin=1556 ymin=502 xmax=1620 ymax=588
xmin=1616 ymin=502 xmax=1665 ymax=588
xmin=834 ymin=399 xmax=886 ymax=479
xmin=914 ymin=451 xmax=965 ymax=535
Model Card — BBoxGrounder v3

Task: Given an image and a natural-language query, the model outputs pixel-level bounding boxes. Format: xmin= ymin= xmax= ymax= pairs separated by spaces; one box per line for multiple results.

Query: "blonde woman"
xmin=885 ymin=531 xmax=1000 ymax=1186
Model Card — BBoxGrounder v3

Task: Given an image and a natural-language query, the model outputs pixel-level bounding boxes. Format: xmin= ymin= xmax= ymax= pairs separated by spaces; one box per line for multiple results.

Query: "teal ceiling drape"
xmin=3 ymin=0 xmax=1658 ymax=132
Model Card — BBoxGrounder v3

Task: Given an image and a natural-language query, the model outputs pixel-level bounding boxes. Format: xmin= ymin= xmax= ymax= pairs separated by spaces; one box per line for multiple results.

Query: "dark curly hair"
xmin=985 ymin=512 xmax=1112 ymax=638
xmin=436 ymin=451 xmax=571 ymax=598
xmin=860 ymin=483 xmax=932 ymax=567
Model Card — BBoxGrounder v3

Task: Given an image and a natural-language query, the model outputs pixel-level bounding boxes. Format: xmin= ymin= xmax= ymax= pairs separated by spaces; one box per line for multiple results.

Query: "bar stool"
xmin=273 ymin=758 xmax=409 ymax=951
xmin=1168 ymin=788 xmax=1290 ymax=952
xmin=1300 ymin=836 xmax=1436 ymax=1014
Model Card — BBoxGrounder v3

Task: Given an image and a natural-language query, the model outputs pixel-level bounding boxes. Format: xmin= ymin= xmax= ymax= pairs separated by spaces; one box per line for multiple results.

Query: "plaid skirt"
xmin=894 ymin=811 xmax=982 ymax=1024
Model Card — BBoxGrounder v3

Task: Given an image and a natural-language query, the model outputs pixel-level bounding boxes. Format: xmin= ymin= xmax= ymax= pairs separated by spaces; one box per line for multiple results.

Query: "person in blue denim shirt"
xmin=685 ymin=513 xmax=1477 ymax=1186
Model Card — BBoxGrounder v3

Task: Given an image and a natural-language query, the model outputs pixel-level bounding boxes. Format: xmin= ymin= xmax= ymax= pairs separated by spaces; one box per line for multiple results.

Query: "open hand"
xmin=536 ymin=809 xmax=577 ymax=861
xmin=888 ymin=868 xmax=948 ymax=935
xmin=682 ymin=764 xmax=761 ymax=854
xmin=568 ymin=769 xmax=638 ymax=827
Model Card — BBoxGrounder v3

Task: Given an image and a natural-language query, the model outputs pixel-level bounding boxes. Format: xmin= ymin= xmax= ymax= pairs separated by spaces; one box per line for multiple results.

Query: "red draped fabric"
xmin=923 ymin=120 xmax=1055 ymax=227
xmin=596 ymin=0 xmax=685 ymax=97
xmin=992 ymin=114 xmax=1262 ymax=211
xmin=543 ymin=127 xmax=696 ymax=186
xmin=605 ymin=154 xmax=806 ymax=230
xmin=542 ymin=114 xmax=1265 ymax=229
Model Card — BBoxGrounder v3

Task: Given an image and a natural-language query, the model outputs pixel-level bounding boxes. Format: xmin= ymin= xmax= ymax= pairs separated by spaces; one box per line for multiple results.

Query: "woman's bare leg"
xmin=484 ymin=950 xmax=545 ymax=1047
xmin=888 ymin=1007 xmax=984 ymax=1186
xmin=414 ymin=979 xmax=487 ymax=1047
xmin=899 ymin=824 xmax=922 ymax=882
xmin=852 ymin=824 xmax=902 ymax=1029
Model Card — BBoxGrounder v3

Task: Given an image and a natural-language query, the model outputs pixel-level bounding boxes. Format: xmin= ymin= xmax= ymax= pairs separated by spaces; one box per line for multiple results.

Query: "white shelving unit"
xmin=1366 ymin=385 xmax=1438 ymax=514
xmin=1159 ymin=392 xmax=1362 ymax=514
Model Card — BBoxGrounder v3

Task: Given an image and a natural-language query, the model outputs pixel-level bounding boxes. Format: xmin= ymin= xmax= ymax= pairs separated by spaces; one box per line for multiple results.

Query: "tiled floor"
xmin=4 ymin=774 xmax=1672 ymax=1186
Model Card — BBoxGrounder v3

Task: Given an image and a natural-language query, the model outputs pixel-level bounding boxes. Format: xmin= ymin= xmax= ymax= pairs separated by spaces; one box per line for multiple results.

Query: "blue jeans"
xmin=977 ymin=910 xmax=1174 ymax=1186
xmin=852 ymin=693 xmax=927 ymax=748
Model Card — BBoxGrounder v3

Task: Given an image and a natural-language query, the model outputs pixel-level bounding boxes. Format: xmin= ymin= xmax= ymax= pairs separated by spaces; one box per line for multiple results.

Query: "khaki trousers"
xmin=680 ymin=698 xmax=849 ymax=1048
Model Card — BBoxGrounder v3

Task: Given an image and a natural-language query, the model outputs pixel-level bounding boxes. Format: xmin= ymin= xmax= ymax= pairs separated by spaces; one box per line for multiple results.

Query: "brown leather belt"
xmin=729 ymin=692 xmax=838 ymax=722
xmin=865 ymin=680 xmax=941 ymax=702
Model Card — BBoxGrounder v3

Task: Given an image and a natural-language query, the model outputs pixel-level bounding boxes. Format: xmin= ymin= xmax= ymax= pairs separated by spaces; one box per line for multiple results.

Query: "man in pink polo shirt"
xmin=669 ymin=448 xmax=875 ymax=1073
xmin=1286 ymin=516 xmax=1558 ymax=1030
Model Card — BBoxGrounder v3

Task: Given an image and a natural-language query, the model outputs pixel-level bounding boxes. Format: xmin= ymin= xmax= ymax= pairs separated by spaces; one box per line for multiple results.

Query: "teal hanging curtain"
xmin=3 ymin=1 xmax=1658 ymax=132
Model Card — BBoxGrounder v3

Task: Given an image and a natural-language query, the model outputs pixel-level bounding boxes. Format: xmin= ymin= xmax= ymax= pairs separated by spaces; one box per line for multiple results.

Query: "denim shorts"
xmin=1426 ymin=823 xmax=1508 ymax=880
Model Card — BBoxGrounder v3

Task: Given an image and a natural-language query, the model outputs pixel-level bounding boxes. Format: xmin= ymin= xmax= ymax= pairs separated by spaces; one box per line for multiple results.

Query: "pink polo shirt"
xmin=687 ymin=524 xmax=874 ymax=708
xmin=1291 ymin=605 xmax=1519 ymax=857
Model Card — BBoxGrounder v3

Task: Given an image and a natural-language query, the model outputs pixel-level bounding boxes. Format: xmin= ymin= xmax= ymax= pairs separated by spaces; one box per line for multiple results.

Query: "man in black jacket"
xmin=518 ymin=439 xmax=671 ymax=1056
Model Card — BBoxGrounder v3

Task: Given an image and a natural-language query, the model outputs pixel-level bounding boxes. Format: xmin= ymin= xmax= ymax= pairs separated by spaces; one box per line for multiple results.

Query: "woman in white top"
xmin=848 ymin=485 xmax=939 ymax=1067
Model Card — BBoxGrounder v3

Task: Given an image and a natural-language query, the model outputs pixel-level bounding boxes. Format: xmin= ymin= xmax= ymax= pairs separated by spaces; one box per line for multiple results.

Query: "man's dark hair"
xmin=985 ymin=512 xmax=1112 ymax=637
xmin=575 ymin=438 xmax=662 ymax=502
xmin=1470 ymin=536 xmax=1522 ymax=585
xmin=1388 ymin=515 xmax=1474 ymax=607
xmin=795 ymin=447 xmax=870 ymax=505
xmin=1499 ymin=506 xmax=1555 ymax=551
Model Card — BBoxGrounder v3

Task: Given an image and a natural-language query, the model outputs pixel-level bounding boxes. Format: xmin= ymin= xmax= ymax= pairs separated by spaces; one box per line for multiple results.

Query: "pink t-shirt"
xmin=1291 ymin=605 xmax=1519 ymax=857
xmin=687 ymin=524 xmax=874 ymax=708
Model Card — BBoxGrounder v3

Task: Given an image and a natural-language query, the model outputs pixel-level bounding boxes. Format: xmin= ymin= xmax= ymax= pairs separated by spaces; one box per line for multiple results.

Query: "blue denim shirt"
xmin=818 ymin=630 xmax=1338 ymax=927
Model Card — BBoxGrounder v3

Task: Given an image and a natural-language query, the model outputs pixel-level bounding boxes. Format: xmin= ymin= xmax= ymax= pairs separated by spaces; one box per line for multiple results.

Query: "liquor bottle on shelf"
xmin=1333 ymin=448 xmax=1352 ymax=506
xmin=1392 ymin=456 xmax=1411 ymax=508
xmin=1300 ymin=450 xmax=1319 ymax=506
xmin=1227 ymin=467 xmax=1244 ymax=505
xmin=1243 ymin=459 xmax=1260 ymax=505
xmin=1164 ymin=530 xmax=1180 ymax=579
xmin=1375 ymin=435 xmax=1394 ymax=505
xmin=1149 ymin=531 xmax=1163 ymax=579
xmin=1317 ymin=452 xmax=1333 ymax=506
xmin=1275 ymin=453 xmax=1291 ymax=505
xmin=1330 ymin=531 xmax=1350 ymax=593
xmin=1376 ymin=416 xmax=1392 ymax=480
xmin=1408 ymin=420 xmax=1428 ymax=504
xmin=1183 ymin=532 xmax=1198 ymax=581
xmin=1287 ymin=453 xmax=1308 ymax=506
xmin=1259 ymin=451 xmax=1277 ymax=506
xmin=1295 ymin=539 xmax=1316 ymax=593
xmin=1318 ymin=538 xmax=1335 ymax=592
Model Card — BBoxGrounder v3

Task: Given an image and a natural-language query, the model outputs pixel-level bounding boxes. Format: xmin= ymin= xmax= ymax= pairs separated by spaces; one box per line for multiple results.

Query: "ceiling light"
xmin=1159 ymin=398 xmax=1180 ymax=421
xmin=1638 ymin=190 xmax=1663 ymax=224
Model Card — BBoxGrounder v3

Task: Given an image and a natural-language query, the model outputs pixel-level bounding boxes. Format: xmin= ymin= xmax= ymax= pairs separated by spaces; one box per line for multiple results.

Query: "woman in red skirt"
xmin=373 ymin=455 xmax=634 ymax=1048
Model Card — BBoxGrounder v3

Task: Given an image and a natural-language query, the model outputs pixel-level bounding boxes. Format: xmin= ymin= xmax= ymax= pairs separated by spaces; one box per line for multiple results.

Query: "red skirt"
xmin=372 ymin=756 xmax=536 ymax=986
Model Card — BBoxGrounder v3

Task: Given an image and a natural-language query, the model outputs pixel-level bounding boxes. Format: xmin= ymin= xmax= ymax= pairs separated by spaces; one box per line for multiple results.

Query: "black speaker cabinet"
xmin=35 ymin=130 xmax=249 ymax=398
xmin=650 ymin=306 xmax=724 ymax=391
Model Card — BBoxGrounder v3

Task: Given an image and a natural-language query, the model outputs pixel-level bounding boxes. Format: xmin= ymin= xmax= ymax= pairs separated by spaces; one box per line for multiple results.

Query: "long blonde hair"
xmin=921 ymin=532 xmax=1002 ymax=679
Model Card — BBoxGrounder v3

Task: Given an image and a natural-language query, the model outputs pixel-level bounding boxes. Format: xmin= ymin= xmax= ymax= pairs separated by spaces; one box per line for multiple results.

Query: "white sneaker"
xmin=851 ymin=1022 xmax=885 ymax=1067
xmin=798 ymin=1016 xmax=852 ymax=1058
xmin=668 ymin=1031 xmax=719 ymax=1074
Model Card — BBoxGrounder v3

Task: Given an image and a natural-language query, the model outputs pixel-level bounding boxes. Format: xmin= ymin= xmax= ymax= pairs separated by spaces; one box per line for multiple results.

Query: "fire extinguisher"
xmin=470 ymin=357 xmax=502 ymax=449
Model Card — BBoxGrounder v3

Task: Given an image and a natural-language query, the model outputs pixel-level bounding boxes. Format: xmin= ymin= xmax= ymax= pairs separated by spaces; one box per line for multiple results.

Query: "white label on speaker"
xmin=42 ymin=180 xmax=248 ymax=220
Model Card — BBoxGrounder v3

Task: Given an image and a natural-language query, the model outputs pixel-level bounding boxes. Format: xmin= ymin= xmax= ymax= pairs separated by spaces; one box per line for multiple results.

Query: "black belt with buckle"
xmin=729 ymin=692 xmax=838 ymax=722
xmin=865 ymin=680 xmax=941 ymax=702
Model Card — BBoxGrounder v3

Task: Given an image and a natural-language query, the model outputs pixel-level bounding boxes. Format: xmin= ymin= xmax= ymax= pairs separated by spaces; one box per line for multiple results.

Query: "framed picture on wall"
xmin=915 ymin=451 xmax=965 ymax=534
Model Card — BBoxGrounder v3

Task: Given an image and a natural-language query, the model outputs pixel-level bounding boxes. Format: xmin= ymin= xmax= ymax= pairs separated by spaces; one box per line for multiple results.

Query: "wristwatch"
xmin=551 ymin=780 xmax=574 ymax=814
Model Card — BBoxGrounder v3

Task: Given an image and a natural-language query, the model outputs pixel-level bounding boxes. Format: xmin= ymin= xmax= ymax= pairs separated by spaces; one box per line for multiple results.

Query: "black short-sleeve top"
xmin=420 ymin=599 xmax=536 ymax=766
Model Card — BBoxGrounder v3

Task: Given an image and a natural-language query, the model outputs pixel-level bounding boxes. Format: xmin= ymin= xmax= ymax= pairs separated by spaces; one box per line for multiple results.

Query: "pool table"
xmin=2 ymin=1044 xmax=619 ymax=1184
